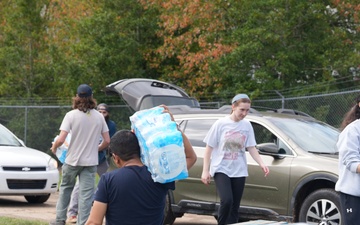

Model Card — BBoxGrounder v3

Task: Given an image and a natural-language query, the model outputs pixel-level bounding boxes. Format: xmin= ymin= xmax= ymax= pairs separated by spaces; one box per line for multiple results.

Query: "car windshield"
xmin=270 ymin=118 xmax=339 ymax=154
xmin=0 ymin=125 xmax=22 ymax=146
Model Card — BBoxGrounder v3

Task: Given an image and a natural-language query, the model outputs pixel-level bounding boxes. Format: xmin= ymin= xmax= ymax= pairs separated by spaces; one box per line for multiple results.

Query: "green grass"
xmin=0 ymin=217 xmax=48 ymax=225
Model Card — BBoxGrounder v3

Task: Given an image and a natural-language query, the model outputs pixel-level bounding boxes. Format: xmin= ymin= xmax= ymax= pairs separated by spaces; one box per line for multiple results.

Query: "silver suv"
xmin=106 ymin=79 xmax=341 ymax=225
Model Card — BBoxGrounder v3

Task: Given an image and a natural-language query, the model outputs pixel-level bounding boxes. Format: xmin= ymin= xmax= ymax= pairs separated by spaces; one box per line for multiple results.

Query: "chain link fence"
xmin=0 ymin=89 xmax=359 ymax=155
xmin=252 ymin=89 xmax=360 ymax=128
xmin=0 ymin=104 xmax=134 ymax=156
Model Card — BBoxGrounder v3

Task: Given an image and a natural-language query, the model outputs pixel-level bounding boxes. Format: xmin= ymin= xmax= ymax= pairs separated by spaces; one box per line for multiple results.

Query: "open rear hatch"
xmin=105 ymin=78 xmax=200 ymax=111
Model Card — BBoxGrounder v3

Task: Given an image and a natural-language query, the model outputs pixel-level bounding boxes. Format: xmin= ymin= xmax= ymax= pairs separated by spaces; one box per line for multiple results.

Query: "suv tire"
xmin=163 ymin=191 xmax=176 ymax=225
xmin=299 ymin=188 xmax=341 ymax=224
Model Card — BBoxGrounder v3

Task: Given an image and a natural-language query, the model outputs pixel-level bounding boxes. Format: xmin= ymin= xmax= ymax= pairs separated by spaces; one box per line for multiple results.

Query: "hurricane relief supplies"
xmin=53 ymin=134 xmax=71 ymax=163
xmin=130 ymin=106 xmax=188 ymax=183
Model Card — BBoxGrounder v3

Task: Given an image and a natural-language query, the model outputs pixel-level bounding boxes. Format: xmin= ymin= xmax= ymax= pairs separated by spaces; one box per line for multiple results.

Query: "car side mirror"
xmin=256 ymin=143 xmax=284 ymax=159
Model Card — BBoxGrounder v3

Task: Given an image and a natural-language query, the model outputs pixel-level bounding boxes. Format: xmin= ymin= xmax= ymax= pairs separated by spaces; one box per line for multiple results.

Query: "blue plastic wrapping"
xmin=130 ymin=106 xmax=188 ymax=183
xmin=53 ymin=134 xmax=71 ymax=164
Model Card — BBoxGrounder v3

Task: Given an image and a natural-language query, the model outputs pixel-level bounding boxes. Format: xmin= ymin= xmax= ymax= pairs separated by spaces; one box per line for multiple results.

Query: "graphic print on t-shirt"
xmin=222 ymin=130 xmax=246 ymax=160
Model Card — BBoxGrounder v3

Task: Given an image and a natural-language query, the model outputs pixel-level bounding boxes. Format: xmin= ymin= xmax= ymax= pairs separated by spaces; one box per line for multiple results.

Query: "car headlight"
xmin=48 ymin=157 xmax=58 ymax=170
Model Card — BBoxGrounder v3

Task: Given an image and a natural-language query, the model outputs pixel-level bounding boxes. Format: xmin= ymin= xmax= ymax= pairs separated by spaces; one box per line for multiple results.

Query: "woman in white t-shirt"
xmin=201 ymin=93 xmax=270 ymax=225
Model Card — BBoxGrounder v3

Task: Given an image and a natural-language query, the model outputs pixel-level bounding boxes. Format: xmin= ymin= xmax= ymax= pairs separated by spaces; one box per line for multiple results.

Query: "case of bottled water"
xmin=130 ymin=106 xmax=188 ymax=183
xmin=53 ymin=134 xmax=71 ymax=164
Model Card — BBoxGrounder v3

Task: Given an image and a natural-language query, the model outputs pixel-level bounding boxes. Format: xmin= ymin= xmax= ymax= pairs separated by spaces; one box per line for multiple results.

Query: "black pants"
xmin=339 ymin=192 xmax=360 ymax=225
xmin=214 ymin=173 xmax=246 ymax=225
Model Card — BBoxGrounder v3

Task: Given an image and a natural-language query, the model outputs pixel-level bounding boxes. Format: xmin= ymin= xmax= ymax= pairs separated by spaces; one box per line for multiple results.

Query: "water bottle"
xmin=150 ymin=144 xmax=187 ymax=183
xmin=130 ymin=106 xmax=164 ymax=124
xmin=130 ymin=107 xmax=188 ymax=183
xmin=56 ymin=146 xmax=67 ymax=164
xmin=53 ymin=134 xmax=71 ymax=164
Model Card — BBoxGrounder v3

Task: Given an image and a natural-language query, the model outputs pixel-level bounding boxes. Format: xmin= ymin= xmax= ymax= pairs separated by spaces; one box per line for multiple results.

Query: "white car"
xmin=0 ymin=123 xmax=59 ymax=203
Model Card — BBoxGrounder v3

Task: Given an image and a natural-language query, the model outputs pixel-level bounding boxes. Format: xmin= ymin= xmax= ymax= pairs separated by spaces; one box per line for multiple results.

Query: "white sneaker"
xmin=66 ymin=215 xmax=77 ymax=223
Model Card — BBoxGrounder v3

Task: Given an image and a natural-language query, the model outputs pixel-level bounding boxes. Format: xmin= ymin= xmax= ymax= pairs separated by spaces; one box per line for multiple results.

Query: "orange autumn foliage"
xmin=140 ymin=0 xmax=235 ymax=96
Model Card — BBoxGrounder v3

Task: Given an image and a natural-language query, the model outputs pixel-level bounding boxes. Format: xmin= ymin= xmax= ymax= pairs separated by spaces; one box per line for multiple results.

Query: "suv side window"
xmin=180 ymin=119 xmax=217 ymax=148
xmin=252 ymin=122 xmax=276 ymax=144
xmin=251 ymin=122 xmax=292 ymax=155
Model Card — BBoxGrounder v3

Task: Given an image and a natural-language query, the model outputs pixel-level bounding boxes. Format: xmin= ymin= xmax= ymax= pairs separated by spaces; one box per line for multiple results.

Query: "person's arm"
xmin=201 ymin=145 xmax=213 ymax=185
xmin=50 ymin=130 xmax=68 ymax=154
xmin=247 ymin=146 xmax=270 ymax=177
xmin=98 ymin=131 xmax=110 ymax=152
xmin=337 ymin=129 xmax=360 ymax=174
xmin=181 ymin=131 xmax=197 ymax=170
xmin=85 ymin=201 xmax=107 ymax=225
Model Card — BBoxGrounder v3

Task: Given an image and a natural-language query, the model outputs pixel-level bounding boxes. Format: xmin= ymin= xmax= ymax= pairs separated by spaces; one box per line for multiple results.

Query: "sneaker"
xmin=49 ymin=220 xmax=66 ymax=225
xmin=66 ymin=215 xmax=77 ymax=223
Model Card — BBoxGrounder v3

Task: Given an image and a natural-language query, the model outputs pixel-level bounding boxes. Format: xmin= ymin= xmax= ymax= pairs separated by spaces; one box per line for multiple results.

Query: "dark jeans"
xmin=214 ymin=173 xmax=246 ymax=225
xmin=339 ymin=192 xmax=360 ymax=225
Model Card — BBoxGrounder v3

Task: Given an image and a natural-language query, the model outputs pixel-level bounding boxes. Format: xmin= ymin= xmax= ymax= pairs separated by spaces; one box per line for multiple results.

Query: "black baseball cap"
xmin=77 ymin=84 xmax=92 ymax=98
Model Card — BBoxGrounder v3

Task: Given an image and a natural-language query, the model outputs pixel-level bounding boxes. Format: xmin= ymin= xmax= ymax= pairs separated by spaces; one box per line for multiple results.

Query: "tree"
xmin=209 ymin=0 xmax=360 ymax=100
xmin=43 ymin=0 xmax=164 ymax=97
xmin=0 ymin=0 xmax=52 ymax=98
xmin=0 ymin=0 xmax=359 ymax=101
xmin=74 ymin=0 xmax=162 ymax=92
xmin=139 ymin=0 xmax=360 ymax=101
xmin=140 ymin=0 xmax=234 ymax=99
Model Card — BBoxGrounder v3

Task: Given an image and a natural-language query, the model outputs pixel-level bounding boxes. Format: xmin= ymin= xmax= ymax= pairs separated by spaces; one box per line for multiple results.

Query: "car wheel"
xmin=299 ymin=188 xmax=341 ymax=224
xmin=163 ymin=191 xmax=176 ymax=225
xmin=24 ymin=194 xmax=50 ymax=204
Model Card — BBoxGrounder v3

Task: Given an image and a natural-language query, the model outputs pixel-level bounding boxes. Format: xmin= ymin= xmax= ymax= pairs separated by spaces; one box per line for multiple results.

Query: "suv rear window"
xmin=179 ymin=119 xmax=217 ymax=148
xmin=141 ymin=96 xmax=199 ymax=110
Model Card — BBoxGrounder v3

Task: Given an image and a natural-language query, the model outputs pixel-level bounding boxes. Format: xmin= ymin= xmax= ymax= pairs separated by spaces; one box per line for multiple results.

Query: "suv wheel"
xmin=163 ymin=191 xmax=176 ymax=225
xmin=299 ymin=188 xmax=341 ymax=224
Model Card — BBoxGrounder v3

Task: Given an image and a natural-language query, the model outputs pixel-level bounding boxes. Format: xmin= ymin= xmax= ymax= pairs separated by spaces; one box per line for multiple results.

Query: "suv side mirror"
xmin=256 ymin=143 xmax=284 ymax=159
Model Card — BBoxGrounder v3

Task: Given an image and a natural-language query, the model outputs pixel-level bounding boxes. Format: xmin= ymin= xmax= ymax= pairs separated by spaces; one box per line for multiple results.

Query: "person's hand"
xmin=159 ymin=104 xmax=175 ymax=121
xmin=262 ymin=165 xmax=270 ymax=177
xmin=50 ymin=145 xmax=56 ymax=154
xmin=201 ymin=171 xmax=211 ymax=185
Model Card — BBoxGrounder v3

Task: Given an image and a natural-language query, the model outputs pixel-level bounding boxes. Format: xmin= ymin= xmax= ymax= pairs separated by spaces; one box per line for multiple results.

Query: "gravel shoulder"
xmin=0 ymin=192 xmax=58 ymax=222
xmin=0 ymin=192 xmax=217 ymax=224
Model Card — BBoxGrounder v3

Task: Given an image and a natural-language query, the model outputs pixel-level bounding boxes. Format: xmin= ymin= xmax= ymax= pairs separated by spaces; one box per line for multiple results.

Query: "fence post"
xmin=24 ymin=106 xmax=28 ymax=145
xmin=275 ymin=90 xmax=284 ymax=109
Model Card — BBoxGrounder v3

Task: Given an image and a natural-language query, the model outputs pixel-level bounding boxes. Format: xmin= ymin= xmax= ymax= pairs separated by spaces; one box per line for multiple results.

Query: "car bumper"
xmin=0 ymin=170 xmax=59 ymax=195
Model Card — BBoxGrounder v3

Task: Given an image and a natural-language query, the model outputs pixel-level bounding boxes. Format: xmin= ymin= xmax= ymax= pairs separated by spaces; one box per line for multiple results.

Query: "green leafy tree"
xmin=0 ymin=0 xmax=52 ymax=98
xmin=138 ymin=0 xmax=360 ymax=101
xmin=210 ymin=0 xmax=360 ymax=99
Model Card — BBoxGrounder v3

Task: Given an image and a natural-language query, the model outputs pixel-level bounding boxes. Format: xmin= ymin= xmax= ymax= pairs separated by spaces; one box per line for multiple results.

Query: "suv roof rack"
xmin=270 ymin=108 xmax=313 ymax=118
xmin=252 ymin=106 xmax=312 ymax=118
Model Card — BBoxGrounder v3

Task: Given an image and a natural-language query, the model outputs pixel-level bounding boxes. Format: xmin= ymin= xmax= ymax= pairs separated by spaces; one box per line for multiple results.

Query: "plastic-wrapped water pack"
xmin=130 ymin=106 xmax=188 ymax=183
xmin=53 ymin=134 xmax=71 ymax=163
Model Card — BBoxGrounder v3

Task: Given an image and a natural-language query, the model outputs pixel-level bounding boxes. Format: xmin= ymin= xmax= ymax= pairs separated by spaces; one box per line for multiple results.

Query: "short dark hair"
xmin=109 ymin=130 xmax=141 ymax=161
